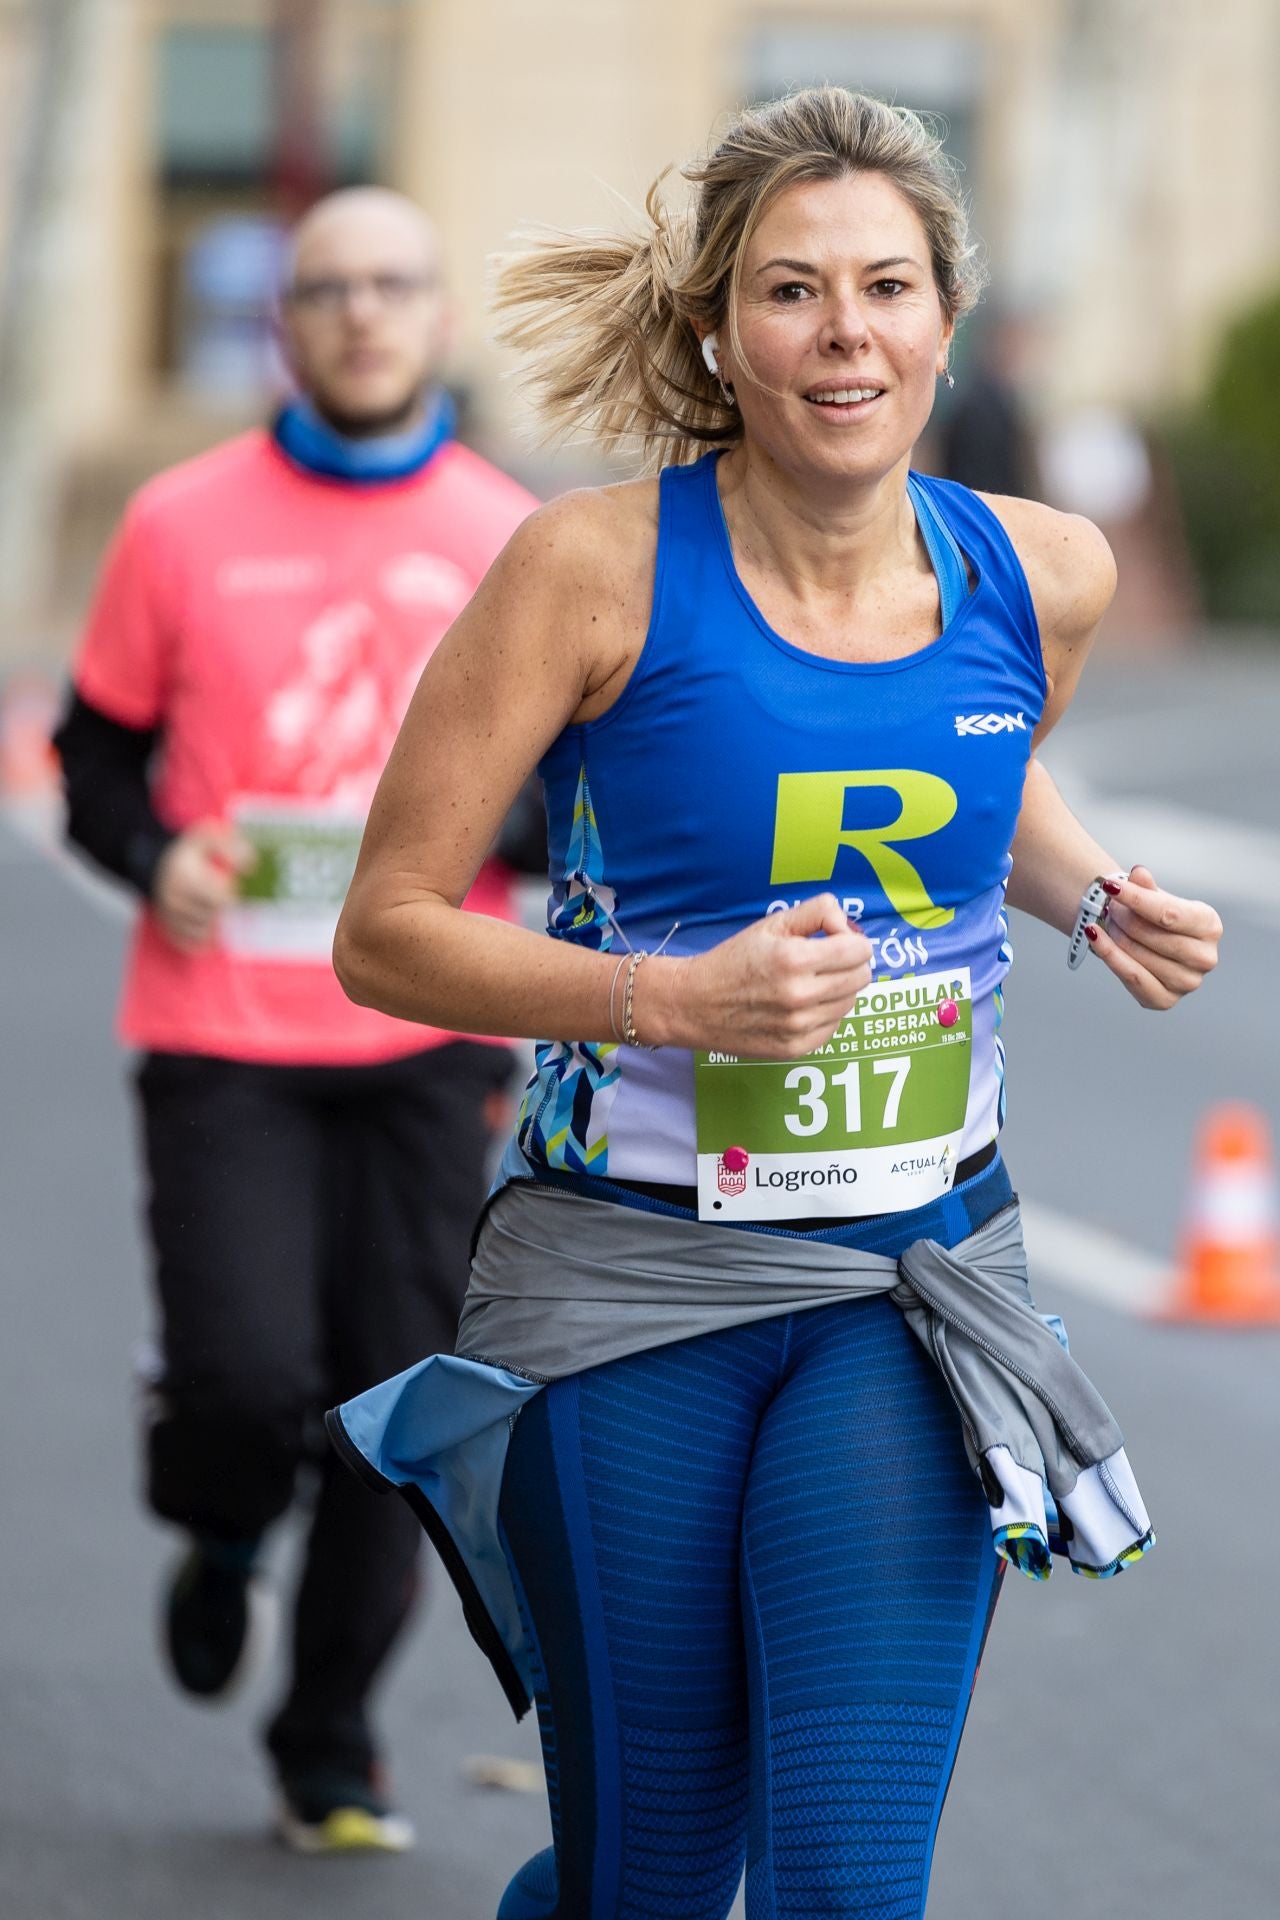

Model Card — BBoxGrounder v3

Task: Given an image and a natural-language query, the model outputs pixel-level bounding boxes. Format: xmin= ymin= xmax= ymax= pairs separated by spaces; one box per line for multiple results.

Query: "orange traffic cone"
xmin=1160 ymin=1103 xmax=1280 ymax=1324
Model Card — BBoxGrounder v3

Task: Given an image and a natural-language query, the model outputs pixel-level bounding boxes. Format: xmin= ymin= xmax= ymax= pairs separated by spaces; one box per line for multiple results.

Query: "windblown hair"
xmin=492 ymin=86 xmax=985 ymax=471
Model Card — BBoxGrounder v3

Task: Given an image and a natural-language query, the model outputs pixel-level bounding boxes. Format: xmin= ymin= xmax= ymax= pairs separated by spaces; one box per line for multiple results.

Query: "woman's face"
xmin=721 ymin=171 xmax=953 ymax=486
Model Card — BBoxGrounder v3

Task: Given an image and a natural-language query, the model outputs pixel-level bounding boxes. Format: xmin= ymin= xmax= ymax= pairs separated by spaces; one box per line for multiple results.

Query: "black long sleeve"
xmin=51 ymin=688 xmax=176 ymax=898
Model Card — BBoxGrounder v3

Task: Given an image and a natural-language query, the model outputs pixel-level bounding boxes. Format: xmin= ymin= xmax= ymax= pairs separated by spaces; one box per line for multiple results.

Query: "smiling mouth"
xmin=804 ymin=386 xmax=885 ymax=409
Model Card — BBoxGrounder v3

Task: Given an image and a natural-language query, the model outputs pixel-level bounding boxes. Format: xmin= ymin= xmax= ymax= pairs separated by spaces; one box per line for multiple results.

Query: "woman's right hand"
xmin=641 ymin=894 xmax=874 ymax=1059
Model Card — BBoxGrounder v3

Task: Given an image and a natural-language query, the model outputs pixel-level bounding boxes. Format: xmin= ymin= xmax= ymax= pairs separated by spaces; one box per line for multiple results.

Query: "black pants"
xmin=134 ymin=1041 xmax=514 ymax=1775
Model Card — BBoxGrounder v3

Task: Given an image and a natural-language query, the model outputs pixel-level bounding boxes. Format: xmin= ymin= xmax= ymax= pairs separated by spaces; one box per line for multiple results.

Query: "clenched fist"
xmin=640 ymin=893 xmax=875 ymax=1059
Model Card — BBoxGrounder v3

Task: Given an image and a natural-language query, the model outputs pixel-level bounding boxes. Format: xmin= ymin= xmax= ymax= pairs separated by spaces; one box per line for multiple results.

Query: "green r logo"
xmin=770 ymin=769 xmax=958 ymax=930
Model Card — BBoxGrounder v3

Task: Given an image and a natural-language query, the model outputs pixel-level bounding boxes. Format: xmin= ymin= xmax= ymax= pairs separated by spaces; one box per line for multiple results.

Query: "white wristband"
xmin=1067 ymin=872 xmax=1126 ymax=970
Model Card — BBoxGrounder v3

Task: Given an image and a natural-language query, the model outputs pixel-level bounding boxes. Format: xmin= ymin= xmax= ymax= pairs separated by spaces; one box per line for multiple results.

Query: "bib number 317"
xmin=784 ymin=1056 xmax=912 ymax=1136
xmin=694 ymin=966 xmax=973 ymax=1221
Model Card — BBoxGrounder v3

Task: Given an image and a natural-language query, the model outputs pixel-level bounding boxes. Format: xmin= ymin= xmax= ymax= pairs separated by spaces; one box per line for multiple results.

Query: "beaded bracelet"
xmin=622 ymin=949 xmax=660 ymax=1050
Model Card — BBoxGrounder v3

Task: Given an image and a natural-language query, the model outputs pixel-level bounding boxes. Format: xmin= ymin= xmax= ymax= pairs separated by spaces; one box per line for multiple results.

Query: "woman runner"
xmin=330 ymin=88 xmax=1222 ymax=1919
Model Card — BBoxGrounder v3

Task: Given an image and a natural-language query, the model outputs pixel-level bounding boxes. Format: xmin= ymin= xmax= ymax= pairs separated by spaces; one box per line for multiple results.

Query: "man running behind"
xmin=54 ymin=189 xmax=536 ymax=1853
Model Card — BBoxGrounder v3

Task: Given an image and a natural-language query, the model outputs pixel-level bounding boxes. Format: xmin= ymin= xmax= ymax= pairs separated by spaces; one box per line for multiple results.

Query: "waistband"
xmin=521 ymin=1140 xmax=1010 ymax=1259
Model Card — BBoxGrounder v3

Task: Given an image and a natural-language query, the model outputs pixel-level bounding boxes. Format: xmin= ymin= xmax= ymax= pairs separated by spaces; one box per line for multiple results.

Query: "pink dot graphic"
xmin=722 ymin=1146 xmax=749 ymax=1172
xmin=937 ymin=1000 xmax=959 ymax=1029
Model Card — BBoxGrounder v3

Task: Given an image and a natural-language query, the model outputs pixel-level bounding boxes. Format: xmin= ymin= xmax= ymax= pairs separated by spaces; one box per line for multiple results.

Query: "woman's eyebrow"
xmin=753 ymin=253 xmax=922 ymax=278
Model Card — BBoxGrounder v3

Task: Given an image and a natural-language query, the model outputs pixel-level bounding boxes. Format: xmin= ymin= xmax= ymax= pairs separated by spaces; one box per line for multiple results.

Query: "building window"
xmin=148 ymin=13 xmax=398 ymax=395
xmin=740 ymin=22 xmax=984 ymax=209
xmin=741 ymin=23 xmax=985 ymax=134
xmin=157 ymin=26 xmax=276 ymax=189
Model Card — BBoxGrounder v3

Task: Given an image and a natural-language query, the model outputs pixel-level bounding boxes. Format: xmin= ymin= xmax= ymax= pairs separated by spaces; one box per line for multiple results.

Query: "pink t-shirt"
xmin=74 ymin=430 xmax=537 ymax=1065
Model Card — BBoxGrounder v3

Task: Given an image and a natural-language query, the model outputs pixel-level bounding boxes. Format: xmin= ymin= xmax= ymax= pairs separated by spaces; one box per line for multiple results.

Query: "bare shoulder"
xmin=978 ymin=492 xmax=1117 ymax=645
xmin=486 ymin=478 xmax=659 ymax=717
xmin=497 ymin=477 xmax=659 ymax=596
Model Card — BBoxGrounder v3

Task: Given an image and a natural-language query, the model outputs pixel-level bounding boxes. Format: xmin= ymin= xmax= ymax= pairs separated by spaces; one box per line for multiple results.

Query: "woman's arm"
xmin=986 ymin=490 xmax=1118 ymax=927
xmin=335 ymin=491 xmax=629 ymax=1036
xmin=987 ymin=494 xmax=1222 ymax=1007
xmin=333 ymin=489 xmax=873 ymax=1057
xmin=1004 ymin=757 xmax=1114 ymax=934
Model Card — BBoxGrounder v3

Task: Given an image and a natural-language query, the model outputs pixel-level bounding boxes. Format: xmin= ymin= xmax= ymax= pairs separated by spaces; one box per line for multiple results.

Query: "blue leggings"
xmin=496 ymin=1295 xmax=1002 ymax=1920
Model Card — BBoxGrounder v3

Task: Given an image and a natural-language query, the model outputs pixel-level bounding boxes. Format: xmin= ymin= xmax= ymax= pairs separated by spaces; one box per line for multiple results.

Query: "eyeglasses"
xmin=285 ymin=272 xmax=437 ymax=314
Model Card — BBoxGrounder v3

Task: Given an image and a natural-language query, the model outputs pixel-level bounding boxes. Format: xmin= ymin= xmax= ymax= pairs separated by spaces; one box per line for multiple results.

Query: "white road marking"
xmin=1020 ymin=1198 xmax=1167 ymax=1316
xmin=1075 ymin=796 xmax=1280 ymax=930
xmin=1042 ymin=745 xmax=1280 ymax=929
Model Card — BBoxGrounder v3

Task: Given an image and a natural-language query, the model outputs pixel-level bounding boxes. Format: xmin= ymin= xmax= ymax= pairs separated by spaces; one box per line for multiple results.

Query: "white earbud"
xmin=701 ymin=332 xmax=720 ymax=377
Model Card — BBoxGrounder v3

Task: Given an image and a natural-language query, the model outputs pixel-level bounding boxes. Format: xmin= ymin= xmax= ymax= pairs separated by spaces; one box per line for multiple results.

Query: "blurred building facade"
xmin=0 ymin=0 xmax=1278 ymax=653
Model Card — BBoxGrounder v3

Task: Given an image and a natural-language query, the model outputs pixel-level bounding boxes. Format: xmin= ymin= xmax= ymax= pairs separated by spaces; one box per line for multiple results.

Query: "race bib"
xmin=220 ymin=798 xmax=365 ymax=961
xmin=694 ymin=967 xmax=972 ymax=1221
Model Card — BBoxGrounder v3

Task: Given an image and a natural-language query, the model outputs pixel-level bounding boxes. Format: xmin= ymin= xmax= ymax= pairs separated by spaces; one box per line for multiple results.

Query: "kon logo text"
xmin=954 ymin=712 xmax=1027 ymax=737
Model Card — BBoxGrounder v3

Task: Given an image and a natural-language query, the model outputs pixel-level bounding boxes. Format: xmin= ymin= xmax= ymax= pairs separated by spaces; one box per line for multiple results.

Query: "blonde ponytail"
xmin=492 ymin=180 xmax=737 ymax=472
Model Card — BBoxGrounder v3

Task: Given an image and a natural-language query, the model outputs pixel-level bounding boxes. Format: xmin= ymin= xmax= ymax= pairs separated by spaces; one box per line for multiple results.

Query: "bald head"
xmin=285 ymin=187 xmax=443 ymax=293
xmin=278 ymin=188 xmax=454 ymax=438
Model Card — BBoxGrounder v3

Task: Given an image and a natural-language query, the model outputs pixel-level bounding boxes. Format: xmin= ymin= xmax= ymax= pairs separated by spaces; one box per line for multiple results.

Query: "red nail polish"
xmin=1102 ymin=880 xmax=1122 ymax=897
xmin=1084 ymin=924 xmax=1100 ymax=943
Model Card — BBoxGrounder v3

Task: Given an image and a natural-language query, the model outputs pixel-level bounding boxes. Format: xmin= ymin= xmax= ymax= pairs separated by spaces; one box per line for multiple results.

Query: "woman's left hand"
xmin=1086 ymin=865 xmax=1222 ymax=1009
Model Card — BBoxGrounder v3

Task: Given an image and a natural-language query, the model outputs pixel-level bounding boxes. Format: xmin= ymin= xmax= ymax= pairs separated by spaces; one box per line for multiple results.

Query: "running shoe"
xmin=162 ymin=1533 xmax=273 ymax=1699
xmin=275 ymin=1764 xmax=416 ymax=1855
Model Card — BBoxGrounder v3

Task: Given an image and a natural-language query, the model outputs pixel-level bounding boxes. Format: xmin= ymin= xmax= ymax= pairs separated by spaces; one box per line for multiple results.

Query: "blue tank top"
xmin=517 ymin=451 xmax=1046 ymax=1191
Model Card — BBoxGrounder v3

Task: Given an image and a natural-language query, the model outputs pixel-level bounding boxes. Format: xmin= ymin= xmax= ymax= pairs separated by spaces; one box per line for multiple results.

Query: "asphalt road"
xmin=2 ymin=642 xmax=1277 ymax=1919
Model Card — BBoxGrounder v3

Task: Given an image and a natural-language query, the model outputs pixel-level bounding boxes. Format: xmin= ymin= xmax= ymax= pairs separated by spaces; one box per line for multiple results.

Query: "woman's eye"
xmin=771 ymin=282 xmax=813 ymax=304
xmin=871 ymin=278 xmax=907 ymax=298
